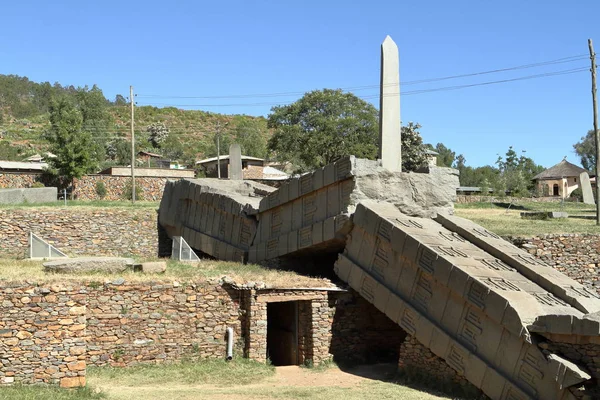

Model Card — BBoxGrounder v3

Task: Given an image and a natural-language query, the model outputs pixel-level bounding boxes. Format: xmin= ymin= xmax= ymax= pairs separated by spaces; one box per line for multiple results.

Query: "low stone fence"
xmin=73 ymin=175 xmax=172 ymax=201
xmin=0 ymin=208 xmax=158 ymax=258
xmin=456 ymin=195 xmax=564 ymax=204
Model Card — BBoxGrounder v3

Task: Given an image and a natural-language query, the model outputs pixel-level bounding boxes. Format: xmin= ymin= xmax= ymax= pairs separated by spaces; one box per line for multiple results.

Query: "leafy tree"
xmin=494 ymin=146 xmax=543 ymax=196
xmin=114 ymin=94 xmax=127 ymax=106
xmin=426 ymin=142 xmax=456 ymax=167
xmin=573 ymin=130 xmax=596 ymax=171
xmin=267 ymin=89 xmax=378 ymax=172
xmin=106 ymin=139 xmax=131 ymax=165
xmin=75 ymin=85 xmax=112 ymax=162
xmin=233 ymin=118 xmax=268 ymax=158
xmin=401 ymin=122 xmax=428 ymax=172
xmin=147 ymin=122 xmax=170 ymax=148
xmin=45 ymin=97 xmax=97 ymax=198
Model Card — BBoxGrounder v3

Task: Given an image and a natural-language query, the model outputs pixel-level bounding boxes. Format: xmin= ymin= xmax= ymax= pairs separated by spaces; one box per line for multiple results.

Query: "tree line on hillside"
xmin=0 ymin=74 xmax=271 ymax=171
xmin=0 ymin=74 xmax=562 ymax=198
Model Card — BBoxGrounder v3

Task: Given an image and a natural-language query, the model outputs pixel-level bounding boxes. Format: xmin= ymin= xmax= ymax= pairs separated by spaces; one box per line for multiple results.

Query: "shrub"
xmin=569 ymin=187 xmax=583 ymax=202
xmin=122 ymin=180 xmax=144 ymax=201
xmin=95 ymin=181 xmax=107 ymax=199
xmin=31 ymin=182 xmax=45 ymax=188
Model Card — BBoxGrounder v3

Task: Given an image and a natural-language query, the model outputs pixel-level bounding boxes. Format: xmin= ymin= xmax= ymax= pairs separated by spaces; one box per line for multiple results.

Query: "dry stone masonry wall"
xmin=0 ymin=280 xmax=403 ymax=388
xmin=73 ymin=175 xmax=171 ymax=201
xmin=86 ymin=281 xmax=243 ymax=366
xmin=0 ymin=283 xmax=87 ymax=388
xmin=0 ymin=208 xmax=157 ymax=258
xmin=513 ymin=235 xmax=600 ymax=291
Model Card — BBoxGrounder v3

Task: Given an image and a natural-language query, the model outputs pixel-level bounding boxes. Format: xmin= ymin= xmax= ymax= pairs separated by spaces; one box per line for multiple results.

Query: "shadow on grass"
xmin=333 ymin=362 xmax=485 ymax=400
xmin=491 ymin=202 xmax=530 ymax=210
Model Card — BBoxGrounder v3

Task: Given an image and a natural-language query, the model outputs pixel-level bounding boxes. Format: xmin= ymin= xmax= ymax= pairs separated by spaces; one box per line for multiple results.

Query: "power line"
xmin=136 ymin=54 xmax=588 ymax=100
xmin=134 ymin=66 xmax=588 ymax=108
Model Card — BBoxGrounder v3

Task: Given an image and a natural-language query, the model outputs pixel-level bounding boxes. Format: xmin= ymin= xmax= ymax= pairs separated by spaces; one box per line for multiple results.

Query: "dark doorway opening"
xmin=553 ymin=184 xmax=559 ymax=196
xmin=267 ymin=301 xmax=298 ymax=366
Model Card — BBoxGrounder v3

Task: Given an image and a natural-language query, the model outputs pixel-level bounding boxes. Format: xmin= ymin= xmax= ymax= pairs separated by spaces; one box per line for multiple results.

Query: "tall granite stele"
xmin=229 ymin=144 xmax=243 ymax=181
xmin=379 ymin=35 xmax=402 ymax=171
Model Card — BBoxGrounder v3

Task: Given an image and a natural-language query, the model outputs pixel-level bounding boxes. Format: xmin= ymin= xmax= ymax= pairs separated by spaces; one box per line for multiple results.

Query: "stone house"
xmin=532 ymin=159 xmax=590 ymax=198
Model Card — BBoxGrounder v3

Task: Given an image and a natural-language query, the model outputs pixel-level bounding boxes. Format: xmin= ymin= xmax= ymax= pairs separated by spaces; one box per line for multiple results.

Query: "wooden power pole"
xmin=589 ymin=40 xmax=599 ymax=225
xmin=130 ymin=85 xmax=136 ymax=203
xmin=216 ymin=122 xmax=221 ymax=179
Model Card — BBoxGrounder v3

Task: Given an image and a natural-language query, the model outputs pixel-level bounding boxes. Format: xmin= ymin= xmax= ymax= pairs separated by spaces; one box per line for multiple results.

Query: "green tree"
xmin=75 ymin=85 xmax=112 ymax=163
xmin=401 ymin=122 xmax=428 ymax=172
xmin=267 ymin=89 xmax=379 ymax=172
xmin=233 ymin=118 xmax=268 ymax=158
xmin=573 ymin=130 xmax=595 ymax=171
xmin=45 ymin=97 xmax=97 ymax=198
xmin=426 ymin=142 xmax=456 ymax=167
xmin=147 ymin=122 xmax=170 ymax=148
xmin=495 ymin=146 xmax=543 ymax=196
xmin=114 ymin=94 xmax=127 ymax=106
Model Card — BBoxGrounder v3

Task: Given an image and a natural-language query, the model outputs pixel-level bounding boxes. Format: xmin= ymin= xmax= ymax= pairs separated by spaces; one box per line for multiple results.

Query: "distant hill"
xmin=0 ymin=74 xmax=271 ymax=167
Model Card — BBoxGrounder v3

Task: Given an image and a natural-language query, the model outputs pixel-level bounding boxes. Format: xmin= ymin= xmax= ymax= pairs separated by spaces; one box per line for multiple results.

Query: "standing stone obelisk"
xmin=379 ymin=35 xmax=402 ymax=171
xmin=229 ymin=144 xmax=243 ymax=180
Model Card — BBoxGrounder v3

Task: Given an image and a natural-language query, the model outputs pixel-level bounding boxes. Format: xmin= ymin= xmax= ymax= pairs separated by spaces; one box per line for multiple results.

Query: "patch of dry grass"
xmin=454 ymin=206 xmax=600 ymax=236
xmin=0 ymin=258 xmax=334 ymax=288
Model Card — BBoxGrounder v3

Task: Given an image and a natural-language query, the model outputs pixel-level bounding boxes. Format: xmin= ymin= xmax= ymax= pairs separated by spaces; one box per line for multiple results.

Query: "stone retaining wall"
xmin=398 ymin=335 xmax=488 ymax=398
xmin=512 ymin=234 xmax=600 ymax=291
xmin=87 ymin=281 xmax=243 ymax=366
xmin=456 ymin=195 xmax=563 ymax=204
xmin=0 ymin=282 xmax=87 ymax=387
xmin=73 ymin=175 xmax=172 ymax=201
xmin=0 ymin=173 xmax=41 ymax=189
xmin=0 ymin=280 xmax=403 ymax=387
xmin=0 ymin=208 xmax=158 ymax=258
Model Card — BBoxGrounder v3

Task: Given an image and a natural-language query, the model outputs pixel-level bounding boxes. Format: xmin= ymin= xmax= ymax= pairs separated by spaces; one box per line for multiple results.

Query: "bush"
xmin=570 ymin=187 xmax=583 ymax=202
xmin=95 ymin=181 xmax=107 ymax=199
xmin=122 ymin=180 xmax=144 ymax=201
xmin=31 ymin=182 xmax=45 ymax=188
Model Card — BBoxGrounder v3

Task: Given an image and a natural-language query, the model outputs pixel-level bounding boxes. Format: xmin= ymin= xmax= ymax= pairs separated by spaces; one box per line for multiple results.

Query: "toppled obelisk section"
xmin=248 ymin=156 xmax=459 ymax=263
xmin=157 ymin=156 xmax=600 ymax=399
xmin=158 ymin=178 xmax=275 ymax=262
xmin=335 ymin=201 xmax=591 ymax=400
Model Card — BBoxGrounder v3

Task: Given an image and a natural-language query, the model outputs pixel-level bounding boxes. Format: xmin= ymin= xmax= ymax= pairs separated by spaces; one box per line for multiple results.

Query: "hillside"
xmin=0 ymin=74 xmax=271 ymax=167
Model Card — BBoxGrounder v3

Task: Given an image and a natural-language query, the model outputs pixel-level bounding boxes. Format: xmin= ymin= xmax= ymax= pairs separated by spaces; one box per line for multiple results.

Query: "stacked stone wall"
xmin=512 ymin=234 xmax=600 ymax=291
xmin=0 ymin=173 xmax=41 ymax=189
xmin=398 ymin=335 xmax=487 ymax=397
xmin=73 ymin=175 xmax=172 ymax=201
xmin=0 ymin=280 xmax=403 ymax=387
xmin=0 ymin=282 xmax=87 ymax=387
xmin=329 ymin=291 xmax=406 ymax=364
xmin=0 ymin=208 xmax=157 ymax=258
xmin=456 ymin=195 xmax=563 ymax=204
xmin=86 ymin=281 xmax=243 ymax=366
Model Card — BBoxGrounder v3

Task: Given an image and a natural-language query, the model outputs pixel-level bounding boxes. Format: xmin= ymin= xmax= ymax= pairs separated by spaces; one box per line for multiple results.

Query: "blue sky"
xmin=2 ymin=0 xmax=599 ymax=168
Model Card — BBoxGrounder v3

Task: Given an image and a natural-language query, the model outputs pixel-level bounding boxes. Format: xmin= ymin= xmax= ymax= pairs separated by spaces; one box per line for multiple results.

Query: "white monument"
xmin=379 ymin=35 xmax=402 ymax=171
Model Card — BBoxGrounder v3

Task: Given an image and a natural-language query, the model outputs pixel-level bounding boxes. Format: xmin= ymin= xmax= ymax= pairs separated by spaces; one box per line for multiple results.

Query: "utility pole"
xmin=216 ymin=122 xmax=221 ymax=179
xmin=215 ymin=121 xmax=229 ymax=179
xmin=589 ymin=39 xmax=599 ymax=225
xmin=130 ymin=85 xmax=136 ymax=203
